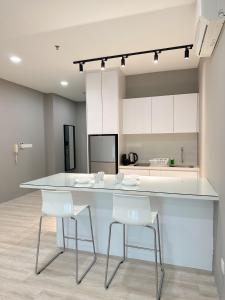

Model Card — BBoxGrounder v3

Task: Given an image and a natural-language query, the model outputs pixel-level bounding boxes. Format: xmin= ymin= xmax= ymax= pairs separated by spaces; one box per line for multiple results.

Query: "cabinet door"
xmin=86 ymin=72 xmax=102 ymax=134
xmin=123 ymin=98 xmax=151 ymax=134
xmin=152 ymin=95 xmax=174 ymax=133
xmin=161 ymin=170 xmax=198 ymax=178
xmin=102 ymin=71 xmax=119 ymax=134
xmin=150 ymin=170 xmax=162 ymax=176
xmin=119 ymin=168 xmax=150 ymax=176
xmin=174 ymin=94 xmax=198 ymax=133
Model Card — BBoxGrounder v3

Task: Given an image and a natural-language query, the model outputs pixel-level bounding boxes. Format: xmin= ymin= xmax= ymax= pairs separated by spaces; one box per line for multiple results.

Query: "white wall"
xmin=0 ymin=78 xmax=46 ymax=202
xmin=199 ymin=27 xmax=225 ymax=299
xmin=123 ymin=133 xmax=198 ymax=166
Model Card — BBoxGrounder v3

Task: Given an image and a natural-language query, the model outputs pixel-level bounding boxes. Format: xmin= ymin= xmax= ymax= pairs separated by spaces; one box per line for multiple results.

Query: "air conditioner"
xmin=195 ymin=0 xmax=225 ymax=57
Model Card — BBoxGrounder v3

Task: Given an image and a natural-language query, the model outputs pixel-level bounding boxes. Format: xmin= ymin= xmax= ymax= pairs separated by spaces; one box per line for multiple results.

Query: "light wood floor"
xmin=0 ymin=191 xmax=218 ymax=300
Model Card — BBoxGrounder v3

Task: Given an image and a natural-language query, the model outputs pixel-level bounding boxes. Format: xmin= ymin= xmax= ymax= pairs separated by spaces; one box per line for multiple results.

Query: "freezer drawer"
xmin=90 ymin=162 xmax=117 ymax=174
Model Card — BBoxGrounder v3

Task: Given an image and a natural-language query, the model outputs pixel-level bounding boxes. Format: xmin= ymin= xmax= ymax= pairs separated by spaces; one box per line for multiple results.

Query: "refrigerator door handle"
xmin=112 ymin=146 xmax=115 ymax=161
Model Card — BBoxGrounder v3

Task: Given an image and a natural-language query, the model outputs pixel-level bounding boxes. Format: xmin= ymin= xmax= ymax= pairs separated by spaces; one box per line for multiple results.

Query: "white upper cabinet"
xmin=102 ymin=71 xmax=119 ymax=134
xmin=86 ymin=70 xmax=122 ymax=135
xmin=123 ymin=98 xmax=151 ymax=134
xmin=151 ymin=95 xmax=174 ymax=133
xmin=86 ymin=72 xmax=102 ymax=134
xmin=122 ymin=93 xmax=198 ymax=135
xmin=174 ymin=94 xmax=198 ymax=133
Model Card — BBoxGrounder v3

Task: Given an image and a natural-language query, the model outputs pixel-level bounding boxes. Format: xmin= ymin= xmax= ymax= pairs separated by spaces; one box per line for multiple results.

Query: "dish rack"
xmin=149 ymin=158 xmax=169 ymax=167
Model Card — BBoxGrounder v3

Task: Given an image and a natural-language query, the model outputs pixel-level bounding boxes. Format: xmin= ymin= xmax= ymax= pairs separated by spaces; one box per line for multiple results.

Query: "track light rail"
xmin=73 ymin=44 xmax=193 ymax=65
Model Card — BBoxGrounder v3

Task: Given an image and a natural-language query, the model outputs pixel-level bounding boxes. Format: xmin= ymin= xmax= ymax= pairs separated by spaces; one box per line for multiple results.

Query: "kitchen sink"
xmin=133 ymin=163 xmax=196 ymax=168
xmin=134 ymin=163 xmax=150 ymax=167
xmin=170 ymin=165 xmax=195 ymax=168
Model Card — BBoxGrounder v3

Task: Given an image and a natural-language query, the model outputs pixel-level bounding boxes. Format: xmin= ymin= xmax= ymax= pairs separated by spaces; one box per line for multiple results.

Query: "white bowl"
xmin=76 ymin=178 xmax=91 ymax=184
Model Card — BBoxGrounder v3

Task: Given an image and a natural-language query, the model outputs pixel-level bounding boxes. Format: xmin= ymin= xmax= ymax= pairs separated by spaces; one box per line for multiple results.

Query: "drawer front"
xmin=119 ymin=168 xmax=150 ymax=176
xmin=160 ymin=170 xmax=198 ymax=178
xmin=150 ymin=170 xmax=162 ymax=177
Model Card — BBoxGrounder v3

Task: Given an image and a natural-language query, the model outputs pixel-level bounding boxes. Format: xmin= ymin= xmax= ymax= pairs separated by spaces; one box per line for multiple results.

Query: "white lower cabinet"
xmin=119 ymin=168 xmax=150 ymax=176
xmin=150 ymin=170 xmax=162 ymax=176
xmin=120 ymin=167 xmax=198 ymax=178
xmin=159 ymin=170 xmax=198 ymax=178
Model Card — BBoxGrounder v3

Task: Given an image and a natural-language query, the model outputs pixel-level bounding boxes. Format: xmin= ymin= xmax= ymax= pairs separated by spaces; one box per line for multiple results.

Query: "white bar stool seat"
xmin=35 ymin=190 xmax=96 ymax=284
xmin=105 ymin=193 xmax=165 ymax=300
xmin=74 ymin=205 xmax=88 ymax=216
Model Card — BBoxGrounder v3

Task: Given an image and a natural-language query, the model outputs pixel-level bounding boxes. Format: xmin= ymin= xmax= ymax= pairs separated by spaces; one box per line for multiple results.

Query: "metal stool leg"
xmin=156 ymin=214 xmax=164 ymax=271
xmin=105 ymin=222 xmax=125 ymax=289
xmin=73 ymin=205 xmax=97 ymax=284
xmin=153 ymin=227 xmax=159 ymax=299
xmin=146 ymin=224 xmax=165 ymax=300
xmin=62 ymin=217 xmax=66 ymax=251
xmin=123 ymin=224 xmax=126 ymax=261
xmin=35 ymin=216 xmax=65 ymax=275
xmin=88 ymin=205 xmax=96 ymax=259
xmin=156 ymin=214 xmax=165 ymax=299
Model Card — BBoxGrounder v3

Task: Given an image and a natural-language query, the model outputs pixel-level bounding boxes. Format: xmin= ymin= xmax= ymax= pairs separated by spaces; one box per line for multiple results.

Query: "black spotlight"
xmin=184 ymin=47 xmax=189 ymax=60
xmin=79 ymin=63 xmax=84 ymax=73
xmin=154 ymin=52 xmax=159 ymax=64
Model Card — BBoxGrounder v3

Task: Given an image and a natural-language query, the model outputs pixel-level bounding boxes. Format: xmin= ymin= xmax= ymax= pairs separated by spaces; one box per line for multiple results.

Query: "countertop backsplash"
xmin=123 ymin=133 xmax=198 ymax=166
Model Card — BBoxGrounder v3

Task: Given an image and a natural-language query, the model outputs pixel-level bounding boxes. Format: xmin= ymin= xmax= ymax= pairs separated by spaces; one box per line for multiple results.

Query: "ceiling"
xmin=0 ymin=0 xmax=199 ymax=101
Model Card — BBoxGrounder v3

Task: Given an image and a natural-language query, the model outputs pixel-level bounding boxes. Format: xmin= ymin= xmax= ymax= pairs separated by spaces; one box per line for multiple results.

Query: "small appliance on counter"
xmin=121 ymin=152 xmax=138 ymax=165
xmin=121 ymin=153 xmax=130 ymax=166
xmin=128 ymin=152 xmax=138 ymax=164
xmin=149 ymin=158 xmax=169 ymax=167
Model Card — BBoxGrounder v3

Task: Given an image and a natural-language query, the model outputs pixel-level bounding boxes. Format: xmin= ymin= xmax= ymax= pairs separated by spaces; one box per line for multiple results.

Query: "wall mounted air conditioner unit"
xmin=195 ymin=0 xmax=225 ymax=57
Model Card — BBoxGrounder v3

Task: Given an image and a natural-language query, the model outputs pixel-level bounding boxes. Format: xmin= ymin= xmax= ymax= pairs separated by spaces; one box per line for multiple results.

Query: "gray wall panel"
xmin=126 ymin=68 xmax=198 ymax=98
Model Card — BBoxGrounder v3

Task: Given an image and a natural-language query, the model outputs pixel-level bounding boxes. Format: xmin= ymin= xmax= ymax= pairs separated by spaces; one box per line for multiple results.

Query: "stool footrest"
xmin=64 ymin=235 xmax=93 ymax=243
xmin=126 ymin=243 xmax=159 ymax=252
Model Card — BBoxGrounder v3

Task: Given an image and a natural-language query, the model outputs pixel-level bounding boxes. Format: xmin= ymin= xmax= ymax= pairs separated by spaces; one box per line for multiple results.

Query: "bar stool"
xmin=35 ymin=190 xmax=96 ymax=284
xmin=105 ymin=193 xmax=164 ymax=300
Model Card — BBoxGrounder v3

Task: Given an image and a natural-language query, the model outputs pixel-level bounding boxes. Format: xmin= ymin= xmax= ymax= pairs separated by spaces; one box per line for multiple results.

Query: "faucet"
xmin=181 ymin=147 xmax=184 ymax=164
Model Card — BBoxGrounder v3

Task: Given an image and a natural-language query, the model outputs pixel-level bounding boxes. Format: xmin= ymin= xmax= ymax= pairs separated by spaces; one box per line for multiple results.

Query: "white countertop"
xmin=20 ymin=173 xmax=218 ymax=201
xmin=119 ymin=165 xmax=199 ymax=172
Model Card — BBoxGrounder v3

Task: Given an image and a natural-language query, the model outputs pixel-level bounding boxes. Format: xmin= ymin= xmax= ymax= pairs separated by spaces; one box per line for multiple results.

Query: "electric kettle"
xmin=128 ymin=152 xmax=138 ymax=164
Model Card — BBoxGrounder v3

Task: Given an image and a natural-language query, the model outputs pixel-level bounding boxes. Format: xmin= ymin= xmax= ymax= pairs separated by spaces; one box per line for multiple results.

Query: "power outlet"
xmin=221 ymin=258 xmax=225 ymax=275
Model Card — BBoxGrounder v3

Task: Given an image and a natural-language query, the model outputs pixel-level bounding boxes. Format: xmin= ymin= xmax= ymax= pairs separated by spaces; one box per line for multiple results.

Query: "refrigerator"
xmin=89 ymin=134 xmax=118 ymax=174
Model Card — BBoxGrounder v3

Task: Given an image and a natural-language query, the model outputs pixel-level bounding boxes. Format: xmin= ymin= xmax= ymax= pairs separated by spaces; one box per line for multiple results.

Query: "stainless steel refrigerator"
xmin=89 ymin=134 xmax=118 ymax=174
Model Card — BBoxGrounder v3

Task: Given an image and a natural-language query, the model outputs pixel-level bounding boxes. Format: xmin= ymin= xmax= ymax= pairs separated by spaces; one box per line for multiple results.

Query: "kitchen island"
xmin=21 ymin=173 xmax=218 ymax=271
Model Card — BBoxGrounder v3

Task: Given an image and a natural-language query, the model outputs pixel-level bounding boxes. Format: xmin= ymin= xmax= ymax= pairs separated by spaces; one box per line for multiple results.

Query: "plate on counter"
xmin=121 ymin=178 xmax=139 ymax=187
xmin=74 ymin=183 xmax=93 ymax=188
xmin=75 ymin=177 xmax=91 ymax=184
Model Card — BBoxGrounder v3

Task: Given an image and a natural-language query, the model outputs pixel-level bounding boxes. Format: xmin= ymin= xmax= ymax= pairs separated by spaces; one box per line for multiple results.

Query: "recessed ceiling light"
xmin=60 ymin=81 xmax=69 ymax=87
xmin=9 ymin=56 xmax=22 ymax=64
